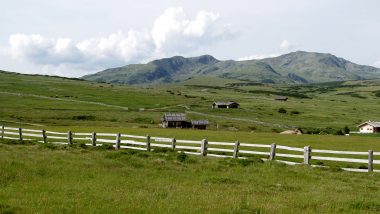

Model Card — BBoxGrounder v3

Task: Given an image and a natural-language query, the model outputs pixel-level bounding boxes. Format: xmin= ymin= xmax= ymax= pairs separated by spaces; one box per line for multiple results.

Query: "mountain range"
xmin=82 ymin=51 xmax=380 ymax=85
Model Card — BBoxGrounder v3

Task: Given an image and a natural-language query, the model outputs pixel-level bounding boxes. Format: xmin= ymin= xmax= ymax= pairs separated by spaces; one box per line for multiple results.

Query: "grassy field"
xmin=1 ymin=71 xmax=380 ymax=152
xmin=2 ymin=71 xmax=380 ymax=213
xmin=1 ymin=140 xmax=380 ymax=213
xmin=2 ymin=71 xmax=380 ymax=134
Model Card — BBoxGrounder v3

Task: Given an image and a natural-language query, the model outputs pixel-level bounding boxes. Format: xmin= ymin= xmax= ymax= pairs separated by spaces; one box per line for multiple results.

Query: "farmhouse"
xmin=191 ymin=120 xmax=209 ymax=130
xmin=357 ymin=121 xmax=380 ymax=133
xmin=161 ymin=113 xmax=191 ymax=128
xmin=275 ymin=96 xmax=288 ymax=101
xmin=212 ymin=101 xmax=239 ymax=109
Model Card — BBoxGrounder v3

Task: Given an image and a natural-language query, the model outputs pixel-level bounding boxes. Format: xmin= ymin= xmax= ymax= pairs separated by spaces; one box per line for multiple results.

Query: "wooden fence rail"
xmin=1 ymin=125 xmax=379 ymax=173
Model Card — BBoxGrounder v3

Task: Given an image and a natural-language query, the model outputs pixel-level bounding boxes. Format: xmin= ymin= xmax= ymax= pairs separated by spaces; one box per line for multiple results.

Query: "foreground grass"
xmin=1 ymin=140 xmax=380 ymax=213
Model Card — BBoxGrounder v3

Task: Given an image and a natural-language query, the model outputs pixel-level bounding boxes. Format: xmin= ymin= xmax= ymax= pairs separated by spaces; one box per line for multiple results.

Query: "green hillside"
xmin=3 ymin=70 xmax=380 ymax=213
xmin=83 ymin=51 xmax=380 ymax=85
xmin=2 ymin=70 xmax=380 ymax=135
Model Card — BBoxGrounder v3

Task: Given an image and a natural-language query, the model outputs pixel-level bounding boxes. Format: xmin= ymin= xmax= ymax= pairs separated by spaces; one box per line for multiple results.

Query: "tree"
xmin=343 ymin=126 xmax=350 ymax=134
xmin=278 ymin=108 xmax=287 ymax=114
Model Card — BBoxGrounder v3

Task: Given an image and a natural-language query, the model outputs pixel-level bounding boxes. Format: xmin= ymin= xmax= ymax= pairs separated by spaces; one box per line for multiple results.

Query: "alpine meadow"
xmin=2 ymin=1 xmax=380 ymax=213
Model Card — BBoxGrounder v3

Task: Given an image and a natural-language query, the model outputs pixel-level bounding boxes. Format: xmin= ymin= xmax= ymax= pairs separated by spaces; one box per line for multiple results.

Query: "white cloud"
xmin=237 ymin=53 xmax=280 ymax=61
xmin=3 ymin=7 xmax=232 ymax=77
xmin=151 ymin=7 xmax=231 ymax=56
xmin=280 ymin=39 xmax=294 ymax=50
xmin=374 ymin=60 xmax=380 ymax=68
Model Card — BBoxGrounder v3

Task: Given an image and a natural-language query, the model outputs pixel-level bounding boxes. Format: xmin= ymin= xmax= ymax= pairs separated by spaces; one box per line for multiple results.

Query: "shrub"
xmin=290 ymin=110 xmax=300 ymax=115
xmin=343 ymin=126 xmax=350 ymax=134
xmin=72 ymin=115 xmax=95 ymax=120
xmin=98 ymin=144 xmax=114 ymax=150
xmin=278 ymin=108 xmax=287 ymax=114
xmin=177 ymin=152 xmax=188 ymax=162
xmin=335 ymin=130 xmax=344 ymax=135
xmin=78 ymin=143 xmax=87 ymax=149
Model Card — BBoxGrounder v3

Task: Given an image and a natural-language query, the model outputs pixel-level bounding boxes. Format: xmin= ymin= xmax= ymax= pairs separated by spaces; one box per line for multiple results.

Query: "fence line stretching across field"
xmin=1 ymin=125 xmax=379 ymax=173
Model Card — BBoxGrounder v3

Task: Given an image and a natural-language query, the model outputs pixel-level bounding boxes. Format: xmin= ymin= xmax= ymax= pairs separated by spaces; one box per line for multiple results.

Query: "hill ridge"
xmin=82 ymin=51 xmax=380 ymax=85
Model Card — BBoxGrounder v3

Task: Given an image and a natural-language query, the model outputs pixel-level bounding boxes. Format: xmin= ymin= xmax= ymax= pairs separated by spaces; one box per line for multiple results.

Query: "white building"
xmin=357 ymin=121 xmax=380 ymax=133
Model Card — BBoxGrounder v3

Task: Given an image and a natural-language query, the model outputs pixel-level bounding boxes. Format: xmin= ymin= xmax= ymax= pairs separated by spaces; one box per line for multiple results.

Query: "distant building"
xmin=191 ymin=120 xmax=209 ymax=130
xmin=280 ymin=129 xmax=303 ymax=135
xmin=275 ymin=96 xmax=288 ymax=101
xmin=161 ymin=113 xmax=191 ymax=128
xmin=357 ymin=121 xmax=380 ymax=133
xmin=212 ymin=101 xmax=239 ymax=109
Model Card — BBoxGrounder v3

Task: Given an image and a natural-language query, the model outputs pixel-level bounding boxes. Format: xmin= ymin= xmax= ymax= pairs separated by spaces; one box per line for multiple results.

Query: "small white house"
xmin=357 ymin=121 xmax=380 ymax=133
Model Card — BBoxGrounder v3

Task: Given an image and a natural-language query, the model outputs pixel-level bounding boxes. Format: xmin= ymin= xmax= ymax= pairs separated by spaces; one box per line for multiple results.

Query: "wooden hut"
xmin=212 ymin=101 xmax=239 ymax=109
xmin=191 ymin=120 xmax=209 ymax=130
xmin=161 ymin=113 xmax=191 ymax=128
xmin=275 ymin=96 xmax=288 ymax=101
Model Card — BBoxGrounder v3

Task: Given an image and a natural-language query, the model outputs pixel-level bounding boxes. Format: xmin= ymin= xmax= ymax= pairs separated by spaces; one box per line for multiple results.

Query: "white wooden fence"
xmin=1 ymin=125 xmax=379 ymax=173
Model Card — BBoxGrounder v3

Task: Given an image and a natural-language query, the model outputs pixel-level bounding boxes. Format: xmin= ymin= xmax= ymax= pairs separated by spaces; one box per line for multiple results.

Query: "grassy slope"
xmin=1 ymin=141 xmax=380 ymax=213
xmin=1 ymin=71 xmax=380 ymax=148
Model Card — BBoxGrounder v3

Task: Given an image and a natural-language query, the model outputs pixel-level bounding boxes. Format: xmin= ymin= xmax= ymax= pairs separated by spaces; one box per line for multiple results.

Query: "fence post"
xmin=18 ymin=128 xmax=23 ymax=141
xmin=115 ymin=133 xmax=121 ymax=150
xmin=233 ymin=141 xmax=240 ymax=159
xmin=303 ymin=146 xmax=311 ymax=165
xmin=171 ymin=138 xmax=176 ymax=151
xmin=1 ymin=125 xmax=4 ymax=139
xmin=146 ymin=135 xmax=151 ymax=151
xmin=201 ymin=139 xmax=208 ymax=156
xmin=368 ymin=150 xmax=374 ymax=172
xmin=68 ymin=131 xmax=73 ymax=145
xmin=92 ymin=132 xmax=97 ymax=146
xmin=42 ymin=130 xmax=47 ymax=143
xmin=269 ymin=143 xmax=277 ymax=160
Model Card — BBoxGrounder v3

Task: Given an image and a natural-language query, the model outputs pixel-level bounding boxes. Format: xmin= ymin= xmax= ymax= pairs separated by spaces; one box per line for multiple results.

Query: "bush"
xmin=72 ymin=115 xmax=95 ymax=120
xmin=343 ymin=126 xmax=350 ymax=134
xmin=97 ymin=144 xmax=114 ymax=150
xmin=177 ymin=152 xmax=188 ymax=162
xmin=335 ymin=130 xmax=344 ymax=135
xmin=290 ymin=110 xmax=300 ymax=115
xmin=278 ymin=108 xmax=287 ymax=114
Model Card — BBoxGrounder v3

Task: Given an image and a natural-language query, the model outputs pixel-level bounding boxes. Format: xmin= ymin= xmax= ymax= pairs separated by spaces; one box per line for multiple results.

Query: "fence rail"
xmin=1 ymin=125 xmax=379 ymax=173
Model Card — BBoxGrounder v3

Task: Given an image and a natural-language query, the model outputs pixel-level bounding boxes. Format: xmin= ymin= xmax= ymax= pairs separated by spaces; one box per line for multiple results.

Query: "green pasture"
xmin=1 ymin=71 xmax=380 ymax=134
xmin=1 ymin=141 xmax=380 ymax=213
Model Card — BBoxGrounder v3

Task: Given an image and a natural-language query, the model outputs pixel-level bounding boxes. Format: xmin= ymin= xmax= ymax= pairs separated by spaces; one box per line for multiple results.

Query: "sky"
xmin=1 ymin=0 xmax=380 ymax=77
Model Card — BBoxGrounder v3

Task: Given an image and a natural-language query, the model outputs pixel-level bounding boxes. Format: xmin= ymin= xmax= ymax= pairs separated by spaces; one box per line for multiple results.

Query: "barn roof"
xmin=191 ymin=120 xmax=209 ymax=125
xmin=213 ymin=101 xmax=239 ymax=106
xmin=163 ymin=113 xmax=186 ymax=122
xmin=275 ymin=96 xmax=288 ymax=100
xmin=358 ymin=121 xmax=380 ymax=128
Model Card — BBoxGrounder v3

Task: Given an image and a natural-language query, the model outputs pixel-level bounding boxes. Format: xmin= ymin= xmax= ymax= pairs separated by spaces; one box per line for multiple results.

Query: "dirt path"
xmin=0 ymin=119 xmax=45 ymax=127
xmin=0 ymin=91 xmax=129 ymax=110
xmin=186 ymin=110 xmax=294 ymax=129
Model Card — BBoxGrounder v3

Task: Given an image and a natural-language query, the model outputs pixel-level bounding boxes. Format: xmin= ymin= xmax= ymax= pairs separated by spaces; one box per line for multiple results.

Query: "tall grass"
xmin=1 ymin=140 xmax=380 ymax=213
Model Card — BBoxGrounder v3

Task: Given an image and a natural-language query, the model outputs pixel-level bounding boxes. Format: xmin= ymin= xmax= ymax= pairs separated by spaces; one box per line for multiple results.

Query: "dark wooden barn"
xmin=161 ymin=113 xmax=191 ymax=128
xmin=275 ymin=96 xmax=288 ymax=101
xmin=191 ymin=120 xmax=209 ymax=130
xmin=212 ymin=101 xmax=239 ymax=109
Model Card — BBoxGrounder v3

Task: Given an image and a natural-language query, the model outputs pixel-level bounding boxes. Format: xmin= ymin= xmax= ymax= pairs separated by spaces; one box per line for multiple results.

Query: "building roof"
xmin=358 ymin=121 xmax=380 ymax=128
xmin=191 ymin=120 xmax=209 ymax=125
xmin=275 ymin=96 xmax=288 ymax=100
xmin=213 ymin=101 xmax=239 ymax=106
xmin=163 ymin=113 xmax=186 ymax=122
